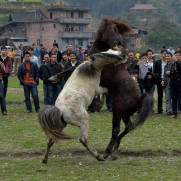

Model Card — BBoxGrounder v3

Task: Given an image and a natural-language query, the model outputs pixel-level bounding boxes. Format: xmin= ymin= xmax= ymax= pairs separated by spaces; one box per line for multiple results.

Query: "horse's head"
xmin=91 ymin=18 xmax=133 ymax=57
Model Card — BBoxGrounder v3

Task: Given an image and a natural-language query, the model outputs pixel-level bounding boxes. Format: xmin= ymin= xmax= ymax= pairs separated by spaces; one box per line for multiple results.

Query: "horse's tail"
xmin=128 ymin=93 xmax=154 ymax=132
xmin=38 ymin=105 xmax=71 ymax=142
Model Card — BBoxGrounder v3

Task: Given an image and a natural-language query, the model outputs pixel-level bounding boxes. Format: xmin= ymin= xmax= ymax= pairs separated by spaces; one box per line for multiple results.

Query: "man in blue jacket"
xmin=18 ymin=52 xmax=40 ymax=113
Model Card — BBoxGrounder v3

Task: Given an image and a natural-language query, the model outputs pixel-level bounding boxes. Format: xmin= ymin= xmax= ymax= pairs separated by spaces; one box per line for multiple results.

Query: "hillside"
xmin=66 ymin=0 xmax=181 ymax=23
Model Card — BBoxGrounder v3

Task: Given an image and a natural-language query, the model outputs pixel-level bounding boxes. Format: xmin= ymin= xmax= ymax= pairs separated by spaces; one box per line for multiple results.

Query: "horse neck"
xmin=89 ymin=41 xmax=110 ymax=55
xmin=93 ymin=58 xmax=114 ymax=72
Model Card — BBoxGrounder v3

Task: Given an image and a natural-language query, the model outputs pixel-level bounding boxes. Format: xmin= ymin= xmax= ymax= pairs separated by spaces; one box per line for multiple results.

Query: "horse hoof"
xmin=41 ymin=159 xmax=48 ymax=164
xmin=97 ymin=155 xmax=105 ymax=161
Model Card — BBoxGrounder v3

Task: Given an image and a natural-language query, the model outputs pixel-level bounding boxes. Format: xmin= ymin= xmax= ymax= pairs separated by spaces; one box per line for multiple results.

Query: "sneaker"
xmin=156 ymin=112 xmax=162 ymax=114
xmin=107 ymin=108 xmax=112 ymax=112
xmin=26 ymin=110 xmax=32 ymax=113
xmin=166 ymin=112 xmax=172 ymax=116
xmin=2 ymin=111 xmax=7 ymax=115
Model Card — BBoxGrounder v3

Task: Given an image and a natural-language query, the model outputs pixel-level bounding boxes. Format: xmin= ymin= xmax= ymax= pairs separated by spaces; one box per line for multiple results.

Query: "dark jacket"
xmin=143 ymin=72 xmax=156 ymax=92
xmin=63 ymin=60 xmax=81 ymax=83
xmin=43 ymin=62 xmax=63 ymax=85
xmin=154 ymin=59 xmax=162 ymax=84
xmin=170 ymin=61 xmax=181 ymax=88
xmin=39 ymin=63 xmax=49 ymax=85
xmin=18 ymin=61 xmax=39 ymax=85
xmin=127 ymin=58 xmax=139 ymax=73
xmin=163 ymin=62 xmax=173 ymax=88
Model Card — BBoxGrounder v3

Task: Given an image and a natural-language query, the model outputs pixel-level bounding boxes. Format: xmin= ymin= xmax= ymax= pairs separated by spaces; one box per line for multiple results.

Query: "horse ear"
xmin=100 ymin=18 xmax=110 ymax=29
xmin=114 ymin=19 xmax=133 ymax=35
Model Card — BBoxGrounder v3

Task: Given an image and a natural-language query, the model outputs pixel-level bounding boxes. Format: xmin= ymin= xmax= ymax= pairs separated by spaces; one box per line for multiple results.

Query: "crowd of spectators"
xmin=128 ymin=45 xmax=181 ymax=119
xmin=0 ymin=43 xmax=181 ymax=119
xmin=0 ymin=43 xmax=90 ymax=114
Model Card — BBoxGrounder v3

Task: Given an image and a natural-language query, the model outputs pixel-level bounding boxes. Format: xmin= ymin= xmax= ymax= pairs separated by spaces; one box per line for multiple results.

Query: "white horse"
xmin=38 ymin=49 xmax=126 ymax=163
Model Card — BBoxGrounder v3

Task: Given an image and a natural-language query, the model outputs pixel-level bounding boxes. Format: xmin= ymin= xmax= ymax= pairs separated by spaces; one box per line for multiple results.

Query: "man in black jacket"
xmin=43 ymin=53 xmax=62 ymax=105
xmin=39 ymin=53 xmax=50 ymax=105
xmin=63 ymin=52 xmax=81 ymax=84
xmin=154 ymin=50 xmax=167 ymax=114
xmin=169 ymin=51 xmax=181 ymax=118
xmin=127 ymin=51 xmax=138 ymax=74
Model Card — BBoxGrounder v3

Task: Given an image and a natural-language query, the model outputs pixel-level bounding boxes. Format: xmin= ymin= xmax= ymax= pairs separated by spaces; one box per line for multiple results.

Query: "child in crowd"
xmin=137 ymin=53 xmax=155 ymax=94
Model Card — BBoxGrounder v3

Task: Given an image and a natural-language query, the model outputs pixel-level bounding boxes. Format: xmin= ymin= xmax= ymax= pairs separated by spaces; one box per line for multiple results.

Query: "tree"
xmin=146 ymin=20 xmax=181 ymax=51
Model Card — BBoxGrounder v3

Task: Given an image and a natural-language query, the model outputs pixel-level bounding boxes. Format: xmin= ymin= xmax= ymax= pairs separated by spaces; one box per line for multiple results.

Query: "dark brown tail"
xmin=128 ymin=93 xmax=154 ymax=131
xmin=38 ymin=105 xmax=71 ymax=142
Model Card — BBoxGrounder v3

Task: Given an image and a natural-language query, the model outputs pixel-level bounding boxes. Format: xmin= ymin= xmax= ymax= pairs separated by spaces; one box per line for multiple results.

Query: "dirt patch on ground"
xmin=1 ymin=148 xmax=181 ymax=160
xmin=8 ymin=88 xmax=43 ymax=93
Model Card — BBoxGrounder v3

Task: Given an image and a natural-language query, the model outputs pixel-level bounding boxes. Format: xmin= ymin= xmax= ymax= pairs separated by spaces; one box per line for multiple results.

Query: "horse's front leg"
xmin=41 ymin=138 xmax=54 ymax=164
xmin=48 ymin=72 xmax=62 ymax=82
xmin=104 ymin=111 xmax=121 ymax=159
xmin=79 ymin=121 xmax=105 ymax=161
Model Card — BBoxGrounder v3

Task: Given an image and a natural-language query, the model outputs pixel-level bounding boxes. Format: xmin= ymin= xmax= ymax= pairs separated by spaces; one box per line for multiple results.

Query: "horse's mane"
xmin=78 ymin=58 xmax=96 ymax=77
xmin=97 ymin=18 xmax=133 ymax=37
xmin=89 ymin=18 xmax=133 ymax=55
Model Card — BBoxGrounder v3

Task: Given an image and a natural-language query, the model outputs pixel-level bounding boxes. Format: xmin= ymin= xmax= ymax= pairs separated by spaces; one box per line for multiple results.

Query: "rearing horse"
xmin=88 ymin=18 xmax=154 ymax=158
xmin=39 ymin=50 xmax=126 ymax=163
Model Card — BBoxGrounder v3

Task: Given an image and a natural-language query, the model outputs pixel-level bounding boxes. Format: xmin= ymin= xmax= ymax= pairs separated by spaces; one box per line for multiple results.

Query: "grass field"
xmin=0 ymin=75 xmax=181 ymax=180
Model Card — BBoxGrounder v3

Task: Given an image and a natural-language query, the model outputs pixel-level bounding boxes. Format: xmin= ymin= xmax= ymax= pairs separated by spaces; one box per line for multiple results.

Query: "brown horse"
xmin=88 ymin=18 xmax=154 ymax=158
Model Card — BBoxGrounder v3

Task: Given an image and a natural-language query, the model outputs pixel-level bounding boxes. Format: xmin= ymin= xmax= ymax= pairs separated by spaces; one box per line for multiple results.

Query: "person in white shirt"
xmin=167 ymin=45 xmax=175 ymax=55
xmin=146 ymin=49 xmax=156 ymax=97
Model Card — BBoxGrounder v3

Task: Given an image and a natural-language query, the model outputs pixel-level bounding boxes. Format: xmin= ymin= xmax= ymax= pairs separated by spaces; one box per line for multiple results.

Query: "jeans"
xmin=47 ymin=84 xmax=62 ymax=105
xmin=23 ymin=83 xmax=40 ymax=111
xmin=2 ymin=74 xmax=9 ymax=98
xmin=170 ymin=87 xmax=181 ymax=116
xmin=106 ymin=94 xmax=113 ymax=110
xmin=0 ymin=80 xmax=7 ymax=112
xmin=43 ymin=84 xmax=49 ymax=105
xmin=165 ymin=86 xmax=172 ymax=113
xmin=157 ymin=83 xmax=164 ymax=113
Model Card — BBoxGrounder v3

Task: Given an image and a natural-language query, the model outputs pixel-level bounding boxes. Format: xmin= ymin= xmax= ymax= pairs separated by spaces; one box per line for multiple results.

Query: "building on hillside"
xmin=127 ymin=26 xmax=147 ymax=50
xmin=0 ymin=3 xmax=92 ymax=51
xmin=0 ymin=11 xmax=44 ymax=47
xmin=130 ymin=4 xmax=159 ymax=22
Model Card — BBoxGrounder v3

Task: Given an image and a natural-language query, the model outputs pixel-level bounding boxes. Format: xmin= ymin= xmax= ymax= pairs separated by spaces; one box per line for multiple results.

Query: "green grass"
xmin=0 ymin=76 xmax=181 ymax=180
xmin=8 ymin=75 xmax=43 ymax=89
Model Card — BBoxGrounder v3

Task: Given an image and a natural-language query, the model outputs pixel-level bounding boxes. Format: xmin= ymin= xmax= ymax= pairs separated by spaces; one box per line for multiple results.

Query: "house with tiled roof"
xmin=0 ymin=3 xmax=92 ymax=51
xmin=130 ymin=4 xmax=159 ymax=22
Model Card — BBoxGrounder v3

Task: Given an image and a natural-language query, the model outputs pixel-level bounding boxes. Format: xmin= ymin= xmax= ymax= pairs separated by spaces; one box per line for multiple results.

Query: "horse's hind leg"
xmin=113 ymin=116 xmax=133 ymax=152
xmin=104 ymin=112 xmax=121 ymax=158
xmin=79 ymin=121 xmax=105 ymax=161
xmin=41 ymin=138 xmax=54 ymax=164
